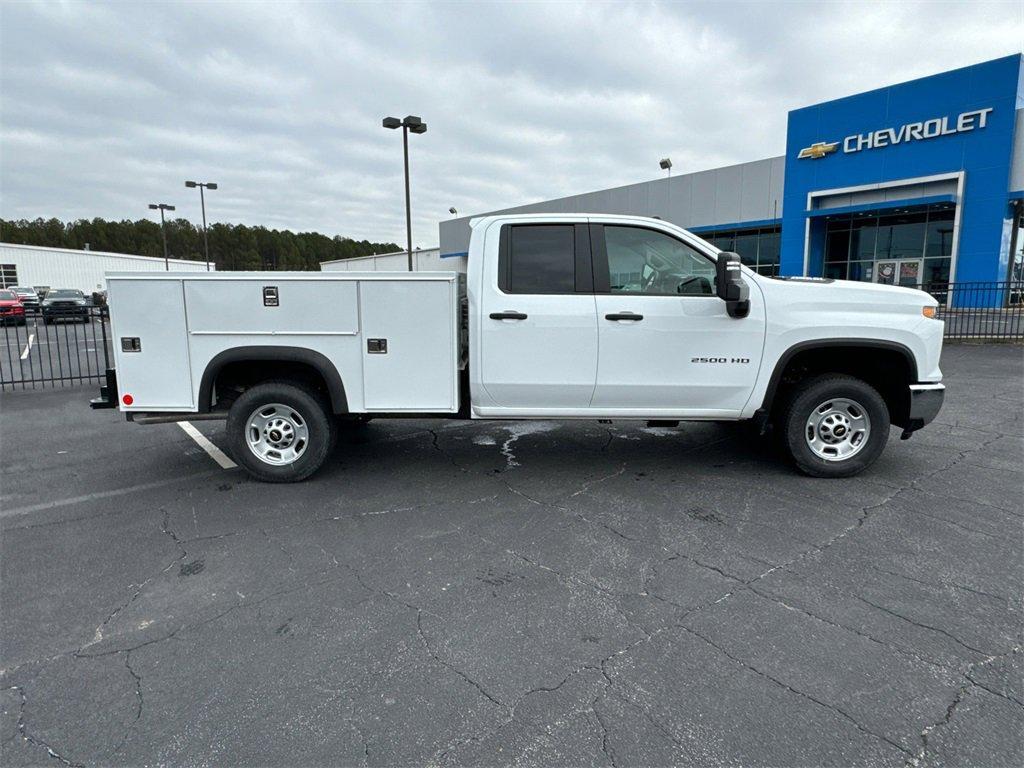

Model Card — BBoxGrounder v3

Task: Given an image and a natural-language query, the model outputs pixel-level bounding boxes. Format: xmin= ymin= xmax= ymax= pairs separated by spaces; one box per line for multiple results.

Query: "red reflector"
xmin=122 ymin=394 xmax=134 ymax=406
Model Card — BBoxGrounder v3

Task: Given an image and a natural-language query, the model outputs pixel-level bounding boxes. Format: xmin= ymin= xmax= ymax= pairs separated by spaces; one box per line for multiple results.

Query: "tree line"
xmin=0 ymin=217 xmax=400 ymax=271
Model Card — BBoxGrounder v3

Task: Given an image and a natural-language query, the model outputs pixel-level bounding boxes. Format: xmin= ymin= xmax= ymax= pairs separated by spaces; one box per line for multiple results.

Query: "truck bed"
xmin=106 ymin=271 xmax=464 ymax=414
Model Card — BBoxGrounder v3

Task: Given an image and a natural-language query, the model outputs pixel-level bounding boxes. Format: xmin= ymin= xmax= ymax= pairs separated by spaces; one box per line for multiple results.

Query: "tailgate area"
xmin=107 ymin=278 xmax=193 ymax=409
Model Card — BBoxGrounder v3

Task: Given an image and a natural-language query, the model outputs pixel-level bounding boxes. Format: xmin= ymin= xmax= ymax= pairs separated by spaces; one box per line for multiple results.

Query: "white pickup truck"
xmin=91 ymin=213 xmax=945 ymax=482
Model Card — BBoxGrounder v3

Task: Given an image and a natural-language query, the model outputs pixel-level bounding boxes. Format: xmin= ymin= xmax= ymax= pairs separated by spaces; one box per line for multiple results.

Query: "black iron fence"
xmin=1 ymin=305 xmax=112 ymax=391
xmin=919 ymin=281 xmax=1024 ymax=341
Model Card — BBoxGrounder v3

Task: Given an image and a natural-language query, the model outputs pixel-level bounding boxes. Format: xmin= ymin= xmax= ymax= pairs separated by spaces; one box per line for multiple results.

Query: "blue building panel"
xmin=781 ymin=54 xmax=1023 ymax=284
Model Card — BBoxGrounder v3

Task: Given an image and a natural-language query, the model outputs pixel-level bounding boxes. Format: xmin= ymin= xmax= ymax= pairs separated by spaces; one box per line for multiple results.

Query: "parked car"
xmin=11 ymin=286 xmax=40 ymax=311
xmin=0 ymin=289 xmax=27 ymax=325
xmin=41 ymin=289 xmax=89 ymax=324
xmin=93 ymin=213 xmax=946 ymax=483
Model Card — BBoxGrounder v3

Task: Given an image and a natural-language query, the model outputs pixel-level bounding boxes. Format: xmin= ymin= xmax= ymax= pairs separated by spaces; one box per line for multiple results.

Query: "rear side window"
xmin=502 ymin=225 xmax=577 ymax=294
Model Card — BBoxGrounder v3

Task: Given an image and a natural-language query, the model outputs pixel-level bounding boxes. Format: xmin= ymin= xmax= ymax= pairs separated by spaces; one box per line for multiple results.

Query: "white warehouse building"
xmin=320 ymin=247 xmax=450 ymax=272
xmin=0 ymin=243 xmax=214 ymax=293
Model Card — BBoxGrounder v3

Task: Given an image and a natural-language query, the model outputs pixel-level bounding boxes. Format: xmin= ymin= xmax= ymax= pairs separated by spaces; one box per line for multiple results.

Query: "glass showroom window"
xmin=822 ymin=203 xmax=954 ymax=287
xmin=697 ymin=227 xmax=781 ymax=276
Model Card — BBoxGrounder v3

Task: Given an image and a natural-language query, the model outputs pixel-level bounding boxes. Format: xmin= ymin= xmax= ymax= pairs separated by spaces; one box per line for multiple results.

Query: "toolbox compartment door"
xmin=184 ymin=279 xmax=358 ymax=334
xmin=360 ymin=279 xmax=458 ymax=411
xmin=109 ymin=278 xmax=193 ymax=410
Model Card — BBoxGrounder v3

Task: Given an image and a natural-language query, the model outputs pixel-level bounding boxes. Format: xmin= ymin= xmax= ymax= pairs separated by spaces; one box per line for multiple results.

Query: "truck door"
xmin=478 ymin=223 xmax=598 ymax=409
xmin=590 ymin=224 xmax=764 ymax=413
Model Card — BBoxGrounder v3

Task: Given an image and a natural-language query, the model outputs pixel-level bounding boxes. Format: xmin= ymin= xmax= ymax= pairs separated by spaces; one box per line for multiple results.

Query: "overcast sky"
xmin=1 ymin=1 xmax=1021 ymax=248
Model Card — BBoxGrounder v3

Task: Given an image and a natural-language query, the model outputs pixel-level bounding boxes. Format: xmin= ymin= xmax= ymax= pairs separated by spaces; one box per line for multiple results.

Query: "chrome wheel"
xmin=805 ymin=397 xmax=871 ymax=462
xmin=245 ymin=403 xmax=309 ymax=466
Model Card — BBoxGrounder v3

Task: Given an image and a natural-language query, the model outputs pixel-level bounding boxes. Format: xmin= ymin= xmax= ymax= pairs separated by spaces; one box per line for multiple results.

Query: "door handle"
xmin=490 ymin=311 xmax=528 ymax=320
xmin=605 ymin=312 xmax=643 ymax=321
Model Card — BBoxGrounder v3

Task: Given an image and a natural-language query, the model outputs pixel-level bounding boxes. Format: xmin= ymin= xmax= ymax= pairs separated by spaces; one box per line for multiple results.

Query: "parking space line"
xmin=178 ymin=421 xmax=237 ymax=469
xmin=0 ymin=470 xmax=226 ymax=519
xmin=19 ymin=333 xmax=34 ymax=360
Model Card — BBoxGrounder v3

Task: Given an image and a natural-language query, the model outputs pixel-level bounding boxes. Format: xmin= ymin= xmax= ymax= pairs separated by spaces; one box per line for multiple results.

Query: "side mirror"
xmin=715 ymin=252 xmax=750 ymax=318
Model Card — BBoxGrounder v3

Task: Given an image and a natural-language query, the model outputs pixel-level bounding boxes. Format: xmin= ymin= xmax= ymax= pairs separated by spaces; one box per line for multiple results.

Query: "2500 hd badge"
xmin=691 ymin=357 xmax=751 ymax=364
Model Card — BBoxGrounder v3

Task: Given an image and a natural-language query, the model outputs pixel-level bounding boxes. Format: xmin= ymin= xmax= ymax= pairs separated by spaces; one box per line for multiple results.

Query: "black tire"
xmin=781 ymin=374 xmax=890 ymax=478
xmin=226 ymin=381 xmax=336 ymax=483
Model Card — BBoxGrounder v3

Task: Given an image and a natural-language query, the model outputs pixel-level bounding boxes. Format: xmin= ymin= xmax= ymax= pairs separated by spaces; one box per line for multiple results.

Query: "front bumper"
xmin=43 ymin=305 xmax=88 ymax=316
xmin=905 ymin=383 xmax=945 ymax=433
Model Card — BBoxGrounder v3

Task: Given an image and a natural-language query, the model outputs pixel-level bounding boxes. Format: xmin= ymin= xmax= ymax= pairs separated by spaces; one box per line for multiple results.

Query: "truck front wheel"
xmin=226 ymin=381 xmax=336 ymax=482
xmin=781 ymin=374 xmax=890 ymax=478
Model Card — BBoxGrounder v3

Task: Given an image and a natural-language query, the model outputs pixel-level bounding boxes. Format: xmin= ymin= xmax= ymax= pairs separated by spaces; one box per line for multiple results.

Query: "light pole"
xmin=148 ymin=203 xmax=176 ymax=270
xmin=383 ymin=115 xmax=427 ymax=271
xmin=659 ymin=158 xmax=673 ymax=177
xmin=185 ymin=181 xmax=218 ymax=270
xmin=449 ymin=207 xmax=458 ymax=216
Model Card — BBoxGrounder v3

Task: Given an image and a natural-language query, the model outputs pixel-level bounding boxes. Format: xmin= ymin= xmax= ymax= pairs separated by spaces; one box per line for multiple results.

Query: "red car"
xmin=0 ymin=289 xmax=27 ymax=325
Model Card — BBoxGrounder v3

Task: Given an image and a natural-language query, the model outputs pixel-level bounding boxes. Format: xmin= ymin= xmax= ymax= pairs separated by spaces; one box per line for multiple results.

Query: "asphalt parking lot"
xmin=1 ymin=344 xmax=1021 ymax=767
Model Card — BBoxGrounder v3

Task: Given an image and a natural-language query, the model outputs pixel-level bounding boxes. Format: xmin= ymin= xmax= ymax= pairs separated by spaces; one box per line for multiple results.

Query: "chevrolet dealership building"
xmin=440 ymin=55 xmax=1024 ymax=300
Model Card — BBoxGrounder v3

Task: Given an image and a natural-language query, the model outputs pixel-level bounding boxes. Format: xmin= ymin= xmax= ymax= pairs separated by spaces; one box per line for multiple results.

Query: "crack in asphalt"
xmin=343 ymin=560 xmax=509 ymax=714
xmin=868 ymin=565 xmax=1010 ymax=605
xmin=747 ymin=585 xmax=960 ymax=673
xmin=76 ymin=509 xmax=187 ymax=653
xmin=123 ymin=651 xmax=143 ymax=722
xmin=678 ymin=625 xmax=913 ymax=758
xmin=852 ymin=595 xmax=991 ymax=657
xmin=906 ymin=645 xmax=1024 ymax=767
xmin=608 ymin=689 xmax=689 ymax=755
xmin=6 ymin=684 xmax=83 ymax=767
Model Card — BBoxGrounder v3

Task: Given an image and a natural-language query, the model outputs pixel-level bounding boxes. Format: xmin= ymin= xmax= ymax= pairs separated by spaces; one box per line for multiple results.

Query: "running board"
xmin=129 ymin=412 xmax=227 ymax=425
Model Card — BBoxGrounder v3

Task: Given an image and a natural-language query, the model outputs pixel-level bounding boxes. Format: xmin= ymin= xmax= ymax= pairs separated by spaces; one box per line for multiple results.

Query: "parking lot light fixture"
xmin=185 ymin=181 xmax=218 ymax=271
xmin=659 ymin=157 xmax=673 ymax=177
xmin=148 ymin=203 xmax=176 ymax=270
xmin=383 ymin=114 xmax=428 ymax=271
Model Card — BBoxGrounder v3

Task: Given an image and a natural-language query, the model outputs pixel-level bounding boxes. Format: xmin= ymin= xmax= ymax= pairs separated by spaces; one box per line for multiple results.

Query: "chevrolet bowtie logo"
xmin=798 ymin=141 xmax=839 ymax=159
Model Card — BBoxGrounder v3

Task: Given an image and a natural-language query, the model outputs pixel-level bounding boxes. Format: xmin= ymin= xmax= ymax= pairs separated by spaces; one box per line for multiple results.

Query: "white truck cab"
xmin=92 ymin=214 xmax=945 ymax=482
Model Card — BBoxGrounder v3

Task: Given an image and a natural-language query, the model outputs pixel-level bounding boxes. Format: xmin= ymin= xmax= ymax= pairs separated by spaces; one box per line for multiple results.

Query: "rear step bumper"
xmin=90 ymin=368 xmax=118 ymax=409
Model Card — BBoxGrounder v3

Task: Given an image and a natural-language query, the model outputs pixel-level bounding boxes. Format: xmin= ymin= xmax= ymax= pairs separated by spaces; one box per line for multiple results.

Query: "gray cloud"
xmin=1 ymin=1 xmax=1021 ymax=248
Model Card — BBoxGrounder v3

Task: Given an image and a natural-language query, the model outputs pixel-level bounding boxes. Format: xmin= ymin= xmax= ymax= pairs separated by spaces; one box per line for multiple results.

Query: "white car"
xmin=92 ymin=213 xmax=944 ymax=482
xmin=10 ymin=286 xmax=40 ymax=311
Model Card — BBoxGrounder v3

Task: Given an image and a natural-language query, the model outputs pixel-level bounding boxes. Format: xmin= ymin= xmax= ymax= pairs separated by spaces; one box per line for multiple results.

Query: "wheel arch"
xmin=757 ymin=339 xmax=918 ymax=428
xmin=198 ymin=346 xmax=349 ymax=414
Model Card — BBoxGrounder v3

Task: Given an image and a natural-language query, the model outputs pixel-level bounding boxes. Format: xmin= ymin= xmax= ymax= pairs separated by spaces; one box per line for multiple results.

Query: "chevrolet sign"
xmin=798 ymin=107 xmax=993 ymax=159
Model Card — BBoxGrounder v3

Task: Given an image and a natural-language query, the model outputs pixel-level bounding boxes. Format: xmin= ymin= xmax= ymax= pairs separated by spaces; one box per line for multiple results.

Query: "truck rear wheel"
xmin=781 ymin=374 xmax=889 ymax=478
xmin=226 ymin=381 xmax=336 ymax=483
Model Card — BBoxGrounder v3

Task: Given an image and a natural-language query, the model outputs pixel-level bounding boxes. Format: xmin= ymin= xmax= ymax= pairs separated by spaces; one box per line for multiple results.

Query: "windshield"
xmin=0 ymin=290 xmax=16 ymax=300
xmin=12 ymin=287 xmax=33 ymax=293
xmin=47 ymin=290 xmax=84 ymax=299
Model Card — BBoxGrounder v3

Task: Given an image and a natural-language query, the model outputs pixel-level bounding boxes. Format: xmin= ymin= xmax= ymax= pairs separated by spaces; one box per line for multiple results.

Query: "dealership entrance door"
xmin=874 ymin=258 xmax=923 ymax=287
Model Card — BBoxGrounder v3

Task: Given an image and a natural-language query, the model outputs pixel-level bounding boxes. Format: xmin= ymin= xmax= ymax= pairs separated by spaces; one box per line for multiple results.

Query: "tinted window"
xmin=48 ymin=290 xmax=83 ymax=299
xmin=604 ymin=226 xmax=715 ymax=296
xmin=505 ymin=225 xmax=576 ymax=294
xmin=925 ymin=212 xmax=954 ymax=257
xmin=0 ymin=290 xmax=16 ymax=300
